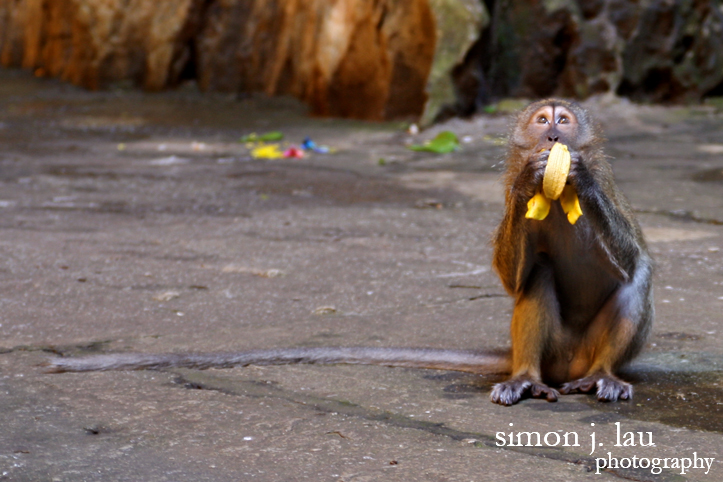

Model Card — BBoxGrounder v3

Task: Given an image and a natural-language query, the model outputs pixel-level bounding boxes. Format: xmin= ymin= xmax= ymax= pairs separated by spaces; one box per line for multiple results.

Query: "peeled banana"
xmin=543 ymin=142 xmax=571 ymax=200
xmin=524 ymin=142 xmax=583 ymax=225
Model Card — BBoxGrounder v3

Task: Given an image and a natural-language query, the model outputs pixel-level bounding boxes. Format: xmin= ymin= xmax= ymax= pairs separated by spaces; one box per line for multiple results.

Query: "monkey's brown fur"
xmin=490 ymin=98 xmax=653 ymax=405
xmin=46 ymin=99 xmax=652 ymax=406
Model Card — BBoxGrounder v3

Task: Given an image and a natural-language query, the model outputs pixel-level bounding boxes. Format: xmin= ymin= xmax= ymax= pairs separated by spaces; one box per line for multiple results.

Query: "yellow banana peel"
xmin=560 ymin=185 xmax=583 ymax=224
xmin=524 ymin=143 xmax=583 ymax=224
xmin=525 ymin=191 xmax=551 ymax=220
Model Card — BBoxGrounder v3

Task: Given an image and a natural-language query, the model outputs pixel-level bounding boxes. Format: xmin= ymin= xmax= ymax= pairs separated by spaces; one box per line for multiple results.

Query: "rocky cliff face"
xmin=0 ymin=0 xmax=449 ymax=121
xmin=196 ymin=0 xmax=439 ymax=121
xmin=1 ymin=0 xmax=721 ymax=122
xmin=477 ymin=0 xmax=723 ymax=104
xmin=0 ymin=0 xmax=200 ymax=90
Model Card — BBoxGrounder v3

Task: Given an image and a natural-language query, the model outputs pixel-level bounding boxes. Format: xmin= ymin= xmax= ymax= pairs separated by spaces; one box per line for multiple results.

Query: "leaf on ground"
xmin=241 ymin=131 xmax=284 ymax=142
xmin=408 ymin=131 xmax=459 ymax=153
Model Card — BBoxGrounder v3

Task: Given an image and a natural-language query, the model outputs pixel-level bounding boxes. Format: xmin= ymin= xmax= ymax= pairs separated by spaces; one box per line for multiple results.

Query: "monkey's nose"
xmin=548 ymin=135 xmax=559 ymax=142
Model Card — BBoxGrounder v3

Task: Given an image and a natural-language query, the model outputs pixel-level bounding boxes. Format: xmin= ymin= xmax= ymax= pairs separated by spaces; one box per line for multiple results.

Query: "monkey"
xmin=45 ymin=99 xmax=652 ymax=406
xmin=489 ymin=98 xmax=653 ymax=406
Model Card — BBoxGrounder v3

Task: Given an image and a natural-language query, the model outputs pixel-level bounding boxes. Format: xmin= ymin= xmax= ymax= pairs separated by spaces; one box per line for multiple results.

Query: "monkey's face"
xmin=527 ymin=105 xmax=578 ymax=152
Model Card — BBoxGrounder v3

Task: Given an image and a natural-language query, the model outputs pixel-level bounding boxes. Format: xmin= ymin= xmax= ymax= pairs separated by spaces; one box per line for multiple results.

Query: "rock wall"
xmin=478 ymin=0 xmax=723 ymax=104
xmin=0 ymin=0 xmax=200 ymax=90
xmin=1 ymin=0 xmax=721 ymax=122
xmin=196 ymin=0 xmax=439 ymax=120
xmin=421 ymin=0 xmax=488 ymax=124
xmin=0 ymin=0 xmax=452 ymax=121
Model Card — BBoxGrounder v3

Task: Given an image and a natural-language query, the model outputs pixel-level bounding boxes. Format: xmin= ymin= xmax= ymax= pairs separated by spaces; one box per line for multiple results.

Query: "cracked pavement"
xmin=1 ymin=68 xmax=723 ymax=481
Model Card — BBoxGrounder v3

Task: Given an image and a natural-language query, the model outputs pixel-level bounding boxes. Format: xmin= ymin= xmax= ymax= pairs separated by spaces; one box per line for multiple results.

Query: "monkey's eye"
xmin=536 ymin=116 xmax=549 ymax=124
xmin=558 ymin=116 xmax=569 ymax=124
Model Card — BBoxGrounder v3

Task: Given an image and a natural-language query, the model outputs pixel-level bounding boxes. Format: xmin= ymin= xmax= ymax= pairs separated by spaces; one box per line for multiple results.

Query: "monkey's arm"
xmin=492 ymin=207 xmax=533 ymax=294
xmin=46 ymin=347 xmax=510 ymax=375
xmin=569 ymin=155 xmax=643 ymax=281
xmin=493 ymin=153 xmax=546 ymax=294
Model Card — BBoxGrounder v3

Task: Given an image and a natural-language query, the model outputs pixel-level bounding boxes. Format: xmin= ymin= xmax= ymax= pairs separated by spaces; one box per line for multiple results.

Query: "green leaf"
xmin=408 ymin=131 xmax=459 ymax=154
xmin=258 ymin=131 xmax=284 ymax=141
xmin=241 ymin=131 xmax=284 ymax=142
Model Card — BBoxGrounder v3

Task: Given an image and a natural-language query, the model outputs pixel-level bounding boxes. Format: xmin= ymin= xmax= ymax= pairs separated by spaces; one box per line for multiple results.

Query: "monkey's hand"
xmin=560 ymin=373 xmax=633 ymax=402
xmin=565 ymin=151 xmax=594 ymax=193
xmin=490 ymin=376 xmax=559 ymax=406
xmin=514 ymin=151 xmax=549 ymax=200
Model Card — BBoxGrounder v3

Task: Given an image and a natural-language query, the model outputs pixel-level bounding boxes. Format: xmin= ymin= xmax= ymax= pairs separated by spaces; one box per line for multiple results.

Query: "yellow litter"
xmin=251 ymin=144 xmax=284 ymax=159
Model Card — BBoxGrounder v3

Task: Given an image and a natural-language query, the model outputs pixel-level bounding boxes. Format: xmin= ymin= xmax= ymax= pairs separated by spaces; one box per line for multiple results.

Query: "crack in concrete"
xmin=637 ymin=208 xmax=723 ymax=226
xmin=0 ymin=340 xmax=114 ymax=357
xmin=169 ymin=369 xmax=682 ymax=482
xmin=424 ymin=292 xmax=507 ymax=306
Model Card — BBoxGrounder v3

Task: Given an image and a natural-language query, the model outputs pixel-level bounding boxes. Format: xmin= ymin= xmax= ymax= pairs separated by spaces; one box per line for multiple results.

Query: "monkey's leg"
xmin=490 ymin=262 xmax=561 ymax=406
xmin=560 ymin=321 xmax=635 ymax=401
xmin=561 ymin=267 xmax=652 ymax=402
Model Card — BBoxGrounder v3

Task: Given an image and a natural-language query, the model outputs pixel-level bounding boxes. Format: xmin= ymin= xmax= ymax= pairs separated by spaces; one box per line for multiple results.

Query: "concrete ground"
xmin=0 ymin=68 xmax=722 ymax=481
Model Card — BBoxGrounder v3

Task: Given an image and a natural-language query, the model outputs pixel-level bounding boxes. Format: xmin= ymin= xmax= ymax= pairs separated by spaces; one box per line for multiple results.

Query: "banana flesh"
xmin=543 ymin=142 xmax=571 ymax=200
xmin=524 ymin=143 xmax=583 ymax=225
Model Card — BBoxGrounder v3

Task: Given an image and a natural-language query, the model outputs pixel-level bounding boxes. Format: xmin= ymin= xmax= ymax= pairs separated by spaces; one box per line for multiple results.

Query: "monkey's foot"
xmin=560 ymin=374 xmax=633 ymax=402
xmin=490 ymin=377 xmax=559 ymax=406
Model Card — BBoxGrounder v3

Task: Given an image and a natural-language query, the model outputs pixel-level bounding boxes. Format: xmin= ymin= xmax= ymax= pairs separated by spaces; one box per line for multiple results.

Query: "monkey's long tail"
xmin=46 ymin=347 xmax=510 ymax=374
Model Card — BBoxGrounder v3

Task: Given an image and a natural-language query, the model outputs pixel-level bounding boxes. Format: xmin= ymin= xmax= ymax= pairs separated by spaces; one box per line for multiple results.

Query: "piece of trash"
xmin=408 ymin=131 xmax=459 ymax=154
xmin=408 ymin=123 xmax=419 ymax=135
xmin=117 ymin=143 xmax=126 ymax=151
xmin=251 ymin=144 xmax=284 ymax=159
xmin=283 ymin=146 xmax=305 ymax=158
xmin=240 ymin=131 xmax=284 ymax=143
xmin=302 ymin=137 xmax=333 ymax=153
xmin=482 ymin=134 xmax=507 ymax=146
xmin=149 ymin=156 xmax=190 ymax=166
xmin=313 ymin=306 xmax=337 ymax=315
xmin=152 ymin=291 xmax=180 ymax=302
xmin=461 ymin=135 xmax=473 ymax=144
xmin=696 ymin=144 xmax=723 ymax=154
xmin=191 ymin=141 xmax=206 ymax=151
xmin=221 ymin=265 xmax=285 ymax=278
xmin=415 ymin=198 xmax=443 ymax=209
